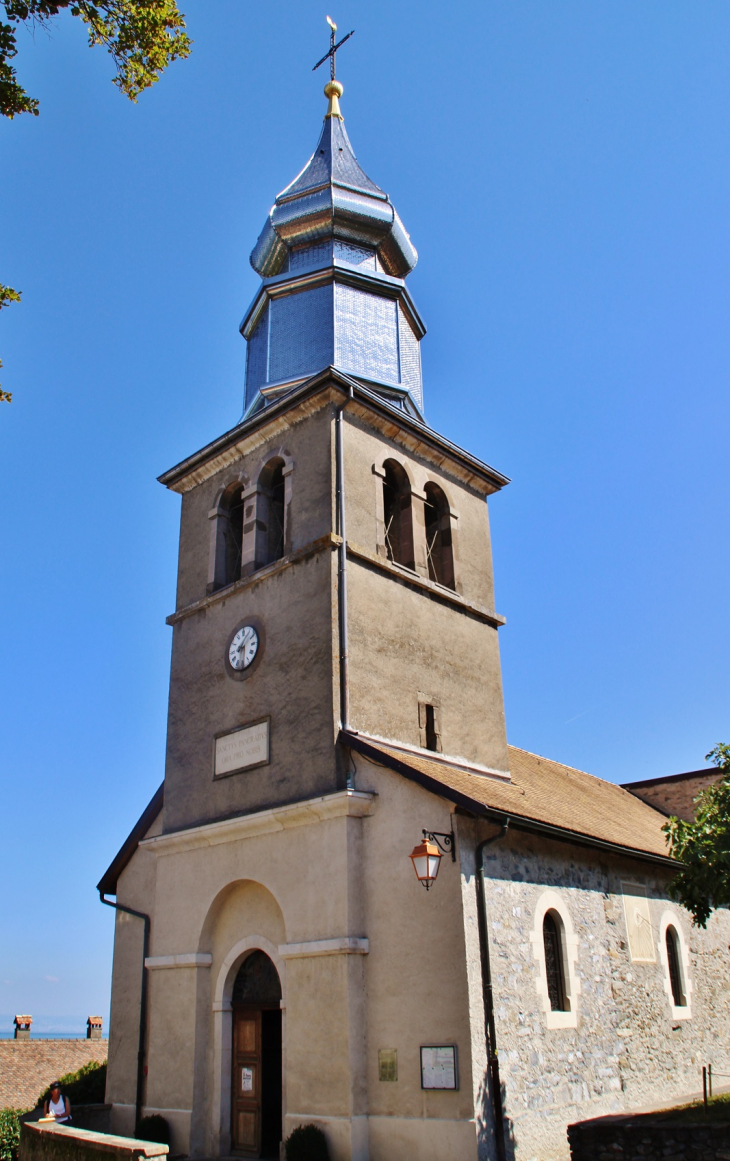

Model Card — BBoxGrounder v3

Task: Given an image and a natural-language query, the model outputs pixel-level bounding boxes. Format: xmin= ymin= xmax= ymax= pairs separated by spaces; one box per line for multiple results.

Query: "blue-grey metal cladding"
xmin=245 ymin=304 xmax=269 ymax=401
xmin=243 ymin=105 xmax=424 ymax=415
xmin=244 ymin=277 xmax=423 ymax=411
xmin=334 ymin=241 xmax=377 ymax=270
xmin=250 ymin=115 xmax=417 ymax=279
xmin=334 ymin=284 xmax=399 ymax=384
xmin=268 ymin=284 xmax=334 ymax=386
xmin=397 ymin=303 xmax=423 ymax=412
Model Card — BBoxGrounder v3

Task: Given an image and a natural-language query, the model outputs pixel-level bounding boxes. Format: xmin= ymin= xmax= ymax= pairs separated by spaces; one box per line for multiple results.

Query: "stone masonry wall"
xmin=474 ymin=827 xmax=730 ymax=1161
xmin=567 ymin=1114 xmax=730 ymax=1161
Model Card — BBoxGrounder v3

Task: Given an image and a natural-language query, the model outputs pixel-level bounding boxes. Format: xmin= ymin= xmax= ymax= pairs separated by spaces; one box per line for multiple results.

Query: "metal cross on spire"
xmin=312 ymin=16 xmax=355 ymax=81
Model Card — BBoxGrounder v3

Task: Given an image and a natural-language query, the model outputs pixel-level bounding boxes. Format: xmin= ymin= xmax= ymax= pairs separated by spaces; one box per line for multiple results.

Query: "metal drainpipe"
xmin=475 ymin=819 xmax=510 ymax=1161
xmin=336 ymin=384 xmax=354 ymax=733
xmin=99 ymin=892 xmax=150 ymax=1131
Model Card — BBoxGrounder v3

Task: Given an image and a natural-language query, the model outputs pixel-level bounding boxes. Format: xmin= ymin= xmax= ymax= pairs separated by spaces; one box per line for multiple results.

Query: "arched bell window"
xmin=382 ymin=459 xmax=414 ymax=569
xmin=224 ymin=485 xmax=245 ymax=586
xmin=665 ymin=925 xmax=686 ymax=1007
xmin=208 ymin=481 xmax=245 ymax=593
xmin=543 ymin=910 xmax=569 ymax=1012
xmin=424 ymin=482 xmax=455 ymax=590
xmin=257 ymin=457 xmax=286 ymax=567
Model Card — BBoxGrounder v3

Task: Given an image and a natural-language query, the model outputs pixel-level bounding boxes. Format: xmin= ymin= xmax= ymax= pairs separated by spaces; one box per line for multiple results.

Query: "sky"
xmin=0 ymin=1 xmax=728 ymax=1030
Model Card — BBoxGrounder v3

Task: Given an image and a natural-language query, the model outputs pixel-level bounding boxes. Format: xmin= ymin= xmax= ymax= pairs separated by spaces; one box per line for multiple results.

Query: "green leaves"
xmin=0 ymin=284 xmax=21 ymax=401
xmin=0 ymin=18 xmax=38 ymax=118
xmin=663 ymin=743 xmax=730 ymax=928
xmin=71 ymin=1 xmax=192 ymax=103
xmin=1 ymin=2 xmax=191 ymax=116
xmin=0 ymin=1108 xmax=23 ymax=1161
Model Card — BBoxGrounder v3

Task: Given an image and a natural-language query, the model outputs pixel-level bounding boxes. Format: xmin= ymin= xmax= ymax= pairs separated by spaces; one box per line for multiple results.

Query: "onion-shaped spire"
xmin=250 ymin=82 xmax=418 ymax=279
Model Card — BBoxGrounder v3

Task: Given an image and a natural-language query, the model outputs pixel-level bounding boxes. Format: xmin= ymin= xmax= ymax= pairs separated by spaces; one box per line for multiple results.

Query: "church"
xmin=98 ymin=63 xmax=730 ymax=1161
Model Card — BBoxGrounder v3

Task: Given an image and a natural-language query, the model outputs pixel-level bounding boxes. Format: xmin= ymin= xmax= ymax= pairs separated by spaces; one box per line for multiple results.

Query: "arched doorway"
xmin=231 ymin=950 xmax=282 ymax=1158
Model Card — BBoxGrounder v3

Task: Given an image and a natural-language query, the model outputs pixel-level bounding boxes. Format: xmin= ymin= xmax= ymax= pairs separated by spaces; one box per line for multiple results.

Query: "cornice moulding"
xmin=145 ymin=954 xmax=212 ymax=970
xmin=278 ymin=937 xmax=369 ymax=959
xmin=158 ymin=373 xmax=509 ymax=496
xmin=347 ymin=542 xmax=506 ymax=628
xmin=167 ymin=533 xmax=340 ymax=625
xmin=140 ymin=790 xmax=377 ymax=856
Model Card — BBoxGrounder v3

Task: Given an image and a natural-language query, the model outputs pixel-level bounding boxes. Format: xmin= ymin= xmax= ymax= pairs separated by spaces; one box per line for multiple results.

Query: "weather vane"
xmin=312 ymin=16 xmax=355 ymax=81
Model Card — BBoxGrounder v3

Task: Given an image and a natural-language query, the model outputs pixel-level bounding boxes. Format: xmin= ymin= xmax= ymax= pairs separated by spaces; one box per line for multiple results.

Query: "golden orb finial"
xmin=324 ymin=79 xmax=344 ymax=119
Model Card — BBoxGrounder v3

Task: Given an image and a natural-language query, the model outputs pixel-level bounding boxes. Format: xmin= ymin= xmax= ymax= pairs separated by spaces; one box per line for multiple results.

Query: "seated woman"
xmin=44 ymin=1082 xmax=71 ymax=1124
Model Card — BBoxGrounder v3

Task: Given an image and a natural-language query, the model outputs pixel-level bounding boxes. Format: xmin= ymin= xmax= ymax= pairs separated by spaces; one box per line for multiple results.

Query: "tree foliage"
xmin=37 ymin=1059 xmax=107 ymax=1107
xmin=1 ymin=1 xmax=190 ymax=400
xmin=0 ymin=1108 xmax=23 ymax=1161
xmin=1 ymin=1 xmax=190 ymax=118
xmin=0 ymin=283 xmax=21 ymax=401
xmin=663 ymin=743 xmax=730 ymax=928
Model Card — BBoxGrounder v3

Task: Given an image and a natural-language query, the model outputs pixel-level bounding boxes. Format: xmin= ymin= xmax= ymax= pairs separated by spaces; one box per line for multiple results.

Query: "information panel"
xmin=420 ymin=1045 xmax=458 ymax=1090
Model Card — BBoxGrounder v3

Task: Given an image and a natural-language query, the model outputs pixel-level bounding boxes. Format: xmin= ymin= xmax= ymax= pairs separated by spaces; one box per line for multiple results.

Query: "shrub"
xmin=285 ymin=1123 xmax=329 ymax=1161
xmin=37 ymin=1060 xmax=107 ymax=1108
xmin=135 ymin=1115 xmax=170 ymax=1145
xmin=0 ymin=1109 xmax=23 ymax=1161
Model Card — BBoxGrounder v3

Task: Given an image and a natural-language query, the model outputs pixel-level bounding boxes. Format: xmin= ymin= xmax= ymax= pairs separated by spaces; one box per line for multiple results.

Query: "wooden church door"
xmin=232 ymin=1007 xmax=262 ymax=1154
xmin=231 ymin=951 xmax=283 ymax=1158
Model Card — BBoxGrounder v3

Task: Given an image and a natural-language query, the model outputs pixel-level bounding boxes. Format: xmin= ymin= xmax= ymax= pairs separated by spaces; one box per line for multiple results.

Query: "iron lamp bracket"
xmin=423 ymin=828 xmax=456 ymax=862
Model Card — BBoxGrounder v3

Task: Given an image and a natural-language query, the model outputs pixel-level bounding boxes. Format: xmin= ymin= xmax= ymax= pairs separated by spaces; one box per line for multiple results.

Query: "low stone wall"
xmin=21 ymin=1105 xmax=111 ymax=1133
xmin=568 ymin=1113 xmax=730 ymax=1160
xmin=19 ymin=1121 xmax=168 ymax=1161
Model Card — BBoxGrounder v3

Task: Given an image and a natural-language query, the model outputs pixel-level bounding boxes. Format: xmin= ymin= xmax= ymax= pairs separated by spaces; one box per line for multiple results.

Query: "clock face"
xmin=228 ymin=624 xmax=259 ymax=672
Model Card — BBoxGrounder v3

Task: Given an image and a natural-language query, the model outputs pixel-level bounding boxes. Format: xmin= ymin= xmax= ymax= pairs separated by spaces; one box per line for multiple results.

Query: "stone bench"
xmin=19 ymin=1121 xmax=168 ymax=1161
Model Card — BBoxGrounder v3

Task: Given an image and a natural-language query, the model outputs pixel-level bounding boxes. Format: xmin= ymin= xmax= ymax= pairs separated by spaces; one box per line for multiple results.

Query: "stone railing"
xmin=19 ymin=1121 xmax=168 ymax=1161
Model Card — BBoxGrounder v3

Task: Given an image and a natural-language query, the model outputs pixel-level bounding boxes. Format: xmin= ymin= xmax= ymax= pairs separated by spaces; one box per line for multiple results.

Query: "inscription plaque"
xmin=378 ymin=1049 xmax=398 ymax=1082
xmin=215 ymin=719 xmax=270 ymax=778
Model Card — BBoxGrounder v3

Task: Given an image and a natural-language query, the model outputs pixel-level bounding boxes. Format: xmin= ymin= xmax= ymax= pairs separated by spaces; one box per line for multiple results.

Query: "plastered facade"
xmin=108 ymin=760 xmax=482 ymax=1160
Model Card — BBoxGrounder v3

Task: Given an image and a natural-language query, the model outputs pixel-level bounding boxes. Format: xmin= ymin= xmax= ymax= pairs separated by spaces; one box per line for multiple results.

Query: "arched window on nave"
xmin=543 ymin=910 xmax=569 ymax=1012
xmin=665 ymin=925 xmax=686 ymax=1007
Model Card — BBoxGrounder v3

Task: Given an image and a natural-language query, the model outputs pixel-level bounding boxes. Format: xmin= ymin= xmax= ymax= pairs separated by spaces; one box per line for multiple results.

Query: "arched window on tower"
xmin=543 ymin=911 xmax=569 ymax=1012
xmin=382 ymin=460 xmax=414 ymax=569
xmin=224 ymin=485 xmax=245 ymax=585
xmin=424 ymin=482 xmax=455 ymax=590
xmin=257 ymin=457 xmax=286 ymax=567
xmin=208 ymin=481 xmax=245 ymax=593
xmin=665 ymin=925 xmax=686 ymax=1007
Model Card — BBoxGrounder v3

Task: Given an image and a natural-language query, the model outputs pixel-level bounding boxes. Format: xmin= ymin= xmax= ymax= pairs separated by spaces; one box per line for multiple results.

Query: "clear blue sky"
xmin=1 ymin=1 xmax=728 ymax=1029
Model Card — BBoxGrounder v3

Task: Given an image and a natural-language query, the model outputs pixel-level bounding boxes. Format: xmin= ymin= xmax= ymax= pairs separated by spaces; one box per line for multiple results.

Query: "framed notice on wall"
xmin=420 ymin=1045 xmax=458 ymax=1090
xmin=214 ymin=718 xmax=270 ymax=778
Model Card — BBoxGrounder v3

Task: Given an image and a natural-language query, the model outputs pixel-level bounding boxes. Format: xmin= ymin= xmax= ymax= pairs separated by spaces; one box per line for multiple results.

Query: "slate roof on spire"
xmin=279 ymin=115 xmax=386 ymax=203
xmin=250 ymin=85 xmax=417 ymax=280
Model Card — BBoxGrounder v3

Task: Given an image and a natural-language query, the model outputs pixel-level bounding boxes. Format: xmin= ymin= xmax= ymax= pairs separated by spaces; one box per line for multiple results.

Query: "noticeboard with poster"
xmin=420 ymin=1045 xmax=458 ymax=1090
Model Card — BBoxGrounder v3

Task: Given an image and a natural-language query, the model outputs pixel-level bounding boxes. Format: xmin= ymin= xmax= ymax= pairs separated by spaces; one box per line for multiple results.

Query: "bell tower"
xmin=103 ymin=58 xmax=513 ymax=1161
xmin=157 ymin=77 xmax=510 ymax=838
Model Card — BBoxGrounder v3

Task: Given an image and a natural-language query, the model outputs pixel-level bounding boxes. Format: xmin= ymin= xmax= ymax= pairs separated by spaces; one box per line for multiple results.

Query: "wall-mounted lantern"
xmin=409 ymin=827 xmax=456 ymax=890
